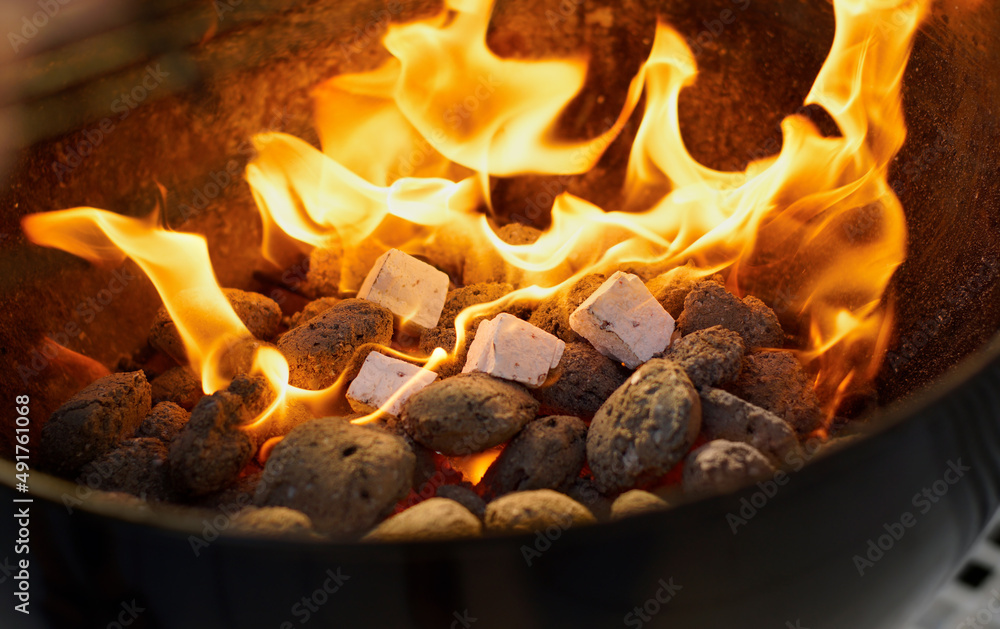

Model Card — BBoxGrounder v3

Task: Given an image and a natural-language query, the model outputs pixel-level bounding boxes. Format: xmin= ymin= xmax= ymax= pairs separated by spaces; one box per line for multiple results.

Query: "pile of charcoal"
xmin=38 ymin=226 xmax=855 ymax=542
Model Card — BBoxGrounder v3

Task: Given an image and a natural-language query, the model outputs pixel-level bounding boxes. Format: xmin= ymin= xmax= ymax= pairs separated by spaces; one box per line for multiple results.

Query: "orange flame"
xmin=21 ymin=209 xmax=250 ymax=395
xmin=450 ymin=447 xmax=503 ymax=486
xmin=22 ymin=0 xmax=931 ymax=432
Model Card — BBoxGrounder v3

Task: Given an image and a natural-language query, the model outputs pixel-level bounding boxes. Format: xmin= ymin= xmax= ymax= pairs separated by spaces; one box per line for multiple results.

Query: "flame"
xmin=22 ymin=0 xmax=931 ymax=434
xmin=21 ymin=209 xmax=251 ymax=394
xmin=350 ymin=347 xmax=450 ymax=426
xmin=242 ymin=346 xmax=290 ymax=430
xmin=449 ymin=448 xmax=503 ymax=486
xmin=257 ymin=436 xmax=284 ymax=465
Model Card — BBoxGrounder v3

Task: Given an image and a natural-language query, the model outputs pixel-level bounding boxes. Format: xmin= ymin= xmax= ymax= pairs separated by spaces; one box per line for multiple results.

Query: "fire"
xmin=21 ymin=208 xmax=251 ymax=395
xmin=22 ymin=0 xmax=930 ymax=429
xmin=450 ymin=448 xmax=503 ymax=486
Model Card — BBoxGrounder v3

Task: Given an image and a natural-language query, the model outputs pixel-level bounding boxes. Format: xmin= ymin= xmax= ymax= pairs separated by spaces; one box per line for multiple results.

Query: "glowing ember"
xmin=22 ymin=0 xmax=930 ymax=431
xmin=450 ymin=448 xmax=504 ymax=486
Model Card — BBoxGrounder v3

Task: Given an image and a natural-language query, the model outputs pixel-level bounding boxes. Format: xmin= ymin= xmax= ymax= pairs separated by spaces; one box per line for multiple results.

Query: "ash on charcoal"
xmin=225 ymin=289 xmax=283 ymax=340
xmin=301 ymin=245 xmax=343 ymax=298
xmin=439 ymin=283 xmax=515 ymax=329
xmin=418 ymin=326 xmax=465 ymax=378
xmin=700 ymin=388 xmax=802 ymax=466
xmin=287 ymin=297 xmax=340 ymax=329
xmin=528 ymin=274 xmax=606 ymax=342
xmin=420 ymin=226 xmax=472 ymax=283
xmin=364 ymin=497 xmax=482 ymax=542
xmin=149 ymin=288 xmax=282 ymax=363
xmin=226 ymin=374 xmax=277 ymax=418
xmin=213 ymin=337 xmax=275 ymax=383
xmin=255 ymin=419 xmax=414 ymax=538
xmin=498 ymin=222 xmax=542 ymax=244
xmin=253 ymin=399 xmax=315 ymax=446
xmin=41 ymin=371 xmax=152 ymax=476
xmin=682 ymin=440 xmax=776 ymax=497
xmin=199 ymin=375 xmax=313 ymax=476
xmin=677 ymin=281 xmax=783 ymax=349
xmin=484 ymin=489 xmax=596 ymax=534
xmin=368 ymin=416 xmax=439 ymax=491
xmin=277 ymin=298 xmax=394 ymax=389
xmin=190 ymin=463 xmax=263 ymax=511
xmin=610 ymin=490 xmax=670 ymax=520
xmin=168 ymin=391 xmax=255 ymax=497
xmin=436 ymin=485 xmax=487 ymax=519
xmin=532 ymin=343 xmax=631 ymax=418
xmin=337 ymin=238 xmax=396 ymax=293
xmin=462 ymin=223 xmax=542 ymax=286
xmin=481 ymin=416 xmax=587 ymax=500
xmin=135 ymin=401 xmax=189 ymax=443
xmin=150 ymin=366 xmax=202 ymax=410
xmin=728 ymin=350 xmax=824 ymax=435
xmin=646 ymin=267 xmax=723 ymax=318
xmin=77 ymin=437 xmax=171 ymax=501
xmin=230 ymin=506 xmax=319 ymax=539
xmin=400 ymin=372 xmax=539 ymax=456
xmin=587 ymin=359 xmax=701 ymax=494
xmin=658 ymin=325 xmax=745 ymax=390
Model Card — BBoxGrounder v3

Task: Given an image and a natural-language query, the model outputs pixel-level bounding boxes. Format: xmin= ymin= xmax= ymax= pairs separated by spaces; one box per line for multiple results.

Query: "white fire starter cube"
xmin=357 ymin=249 xmax=450 ymax=329
xmin=569 ymin=271 xmax=675 ymax=369
xmin=462 ymin=313 xmax=566 ymax=387
xmin=347 ymin=352 xmax=439 ymax=417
